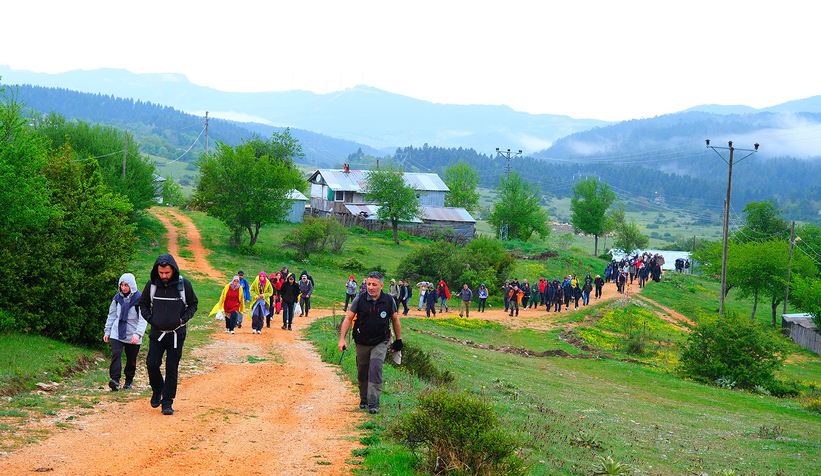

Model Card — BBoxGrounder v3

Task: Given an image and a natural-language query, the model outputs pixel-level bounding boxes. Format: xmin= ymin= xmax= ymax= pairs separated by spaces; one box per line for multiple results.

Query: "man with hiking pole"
xmin=338 ymin=271 xmax=402 ymax=414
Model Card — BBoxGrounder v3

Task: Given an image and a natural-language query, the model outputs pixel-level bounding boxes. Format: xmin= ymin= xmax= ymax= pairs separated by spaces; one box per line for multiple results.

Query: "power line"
xmin=157 ymin=126 xmax=206 ymax=166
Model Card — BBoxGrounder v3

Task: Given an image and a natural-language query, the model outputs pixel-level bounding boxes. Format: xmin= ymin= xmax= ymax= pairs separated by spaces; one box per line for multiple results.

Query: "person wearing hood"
xmin=477 ymin=284 xmax=488 ymax=312
xmin=423 ymin=282 xmax=438 ymax=317
xmin=138 ymin=254 xmax=199 ymax=415
xmin=298 ymin=273 xmax=314 ymax=317
xmin=237 ymin=270 xmax=250 ymax=329
xmin=209 ymin=276 xmax=246 ymax=334
xmin=249 ymin=272 xmax=274 ymax=333
xmin=389 ymin=279 xmax=401 ymax=308
xmin=344 ymin=276 xmax=358 ymax=312
xmin=594 ymin=275 xmax=604 ymax=299
xmin=299 ymin=269 xmax=315 ymax=288
xmin=437 ymin=281 xmax=451 ymax=313
xmin=104 ymin=273 xmax=147 ymax=392
xmin=279 ymin=273 xmax=300 ymax=330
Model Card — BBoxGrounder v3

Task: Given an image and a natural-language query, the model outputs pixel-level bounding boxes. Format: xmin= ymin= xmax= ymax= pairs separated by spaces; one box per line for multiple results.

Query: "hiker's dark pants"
xmin=356 ymin=340 xmax=388 ymax=409
xmin=478 ymin=298 xmax=487 ymax=311
xmin=146 ymin=329 xmax=186 ymax=405
xmin=344 ymin=293 xmax=355 ymax=311
xmin=282 ymin=301 xmax=295 ymax=326
xmin=109 ymin=339 xmax=140 ymax=384
xmin=595 ymin=286 xmax=603 ymax=298
xmin=225 ymin=310 xmax=239 ymax=331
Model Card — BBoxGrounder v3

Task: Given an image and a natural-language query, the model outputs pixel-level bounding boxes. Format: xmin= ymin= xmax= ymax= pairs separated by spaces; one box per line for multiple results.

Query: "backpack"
xmin=149 ymin=276 xmax=188 ymax=308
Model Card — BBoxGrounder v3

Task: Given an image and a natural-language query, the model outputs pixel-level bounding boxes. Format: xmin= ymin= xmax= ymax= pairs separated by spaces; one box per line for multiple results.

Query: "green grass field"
xmin=3 ymin=209 xmax=819 ymax=475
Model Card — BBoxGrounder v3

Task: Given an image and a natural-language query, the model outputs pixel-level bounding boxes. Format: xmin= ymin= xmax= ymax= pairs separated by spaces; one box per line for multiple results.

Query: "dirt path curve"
xmin=633 ymin=294 xmax=695 ymax=328
xmin=149 ymin=207 xmax=224 ymax=282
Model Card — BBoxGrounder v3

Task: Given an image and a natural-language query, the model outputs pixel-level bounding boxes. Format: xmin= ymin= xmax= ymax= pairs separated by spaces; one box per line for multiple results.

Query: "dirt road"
xmin=0 ymin=208 xmax=362 ymax=475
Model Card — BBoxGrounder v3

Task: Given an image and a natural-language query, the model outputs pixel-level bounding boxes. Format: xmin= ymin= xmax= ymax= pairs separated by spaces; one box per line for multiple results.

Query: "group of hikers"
xmin=604 ymin=252 xmax=665 ymax=292
xmin=103 ymin=250 xmax=669 ymax=417
xmin=499 ymin=274 xmax=605 ymax=316
xmin=207 ymin=265 xmax=314 ymax=334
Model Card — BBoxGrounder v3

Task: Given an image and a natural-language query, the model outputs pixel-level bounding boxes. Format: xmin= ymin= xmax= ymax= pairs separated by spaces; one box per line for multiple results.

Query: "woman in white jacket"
xmin=103 ymin=273 xmax=148 ymax=391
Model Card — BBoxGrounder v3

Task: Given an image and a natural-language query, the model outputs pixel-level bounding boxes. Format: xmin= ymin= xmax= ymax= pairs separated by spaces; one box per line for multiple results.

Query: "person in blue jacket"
xmin=237 ymin=270 xmax=251 ymax=329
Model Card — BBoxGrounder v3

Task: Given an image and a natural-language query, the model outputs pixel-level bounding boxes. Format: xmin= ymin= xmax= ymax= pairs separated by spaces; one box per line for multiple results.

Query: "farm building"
xmin=781 ymin=313 xmax=821 ymax=356
xmin=285 ymin=190 xmax=309 ymax=223
xmin=306 ymin=166 xmax=475 ymax=240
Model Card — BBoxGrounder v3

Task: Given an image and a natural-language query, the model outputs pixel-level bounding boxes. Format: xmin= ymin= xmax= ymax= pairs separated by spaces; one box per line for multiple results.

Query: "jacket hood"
xmin=150 ymin=254 xmax=180 ymax=284
xmin=119 ymin=273 xmax=139 ymax=294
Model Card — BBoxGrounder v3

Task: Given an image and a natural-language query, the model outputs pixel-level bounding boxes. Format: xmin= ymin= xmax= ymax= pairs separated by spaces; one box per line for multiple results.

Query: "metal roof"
xmin=308 ymin=169 xmax=449 ymax=193
xmin=286 ymin=190 xmax=308 ymax=201
xmin=420 ymin=206 xmax=476 ymax=223
xmin=781 ymin=313 xmax=818 ymax=330
xmin=344 ymin=204 xmax=423 ymax=223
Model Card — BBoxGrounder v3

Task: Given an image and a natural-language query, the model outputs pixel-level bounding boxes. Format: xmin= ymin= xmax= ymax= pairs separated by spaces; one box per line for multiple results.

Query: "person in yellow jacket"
xmin=209 ymin=276 xmax=246 ymax=334
xmin=248 ymin=272 xmax=273 ymax=334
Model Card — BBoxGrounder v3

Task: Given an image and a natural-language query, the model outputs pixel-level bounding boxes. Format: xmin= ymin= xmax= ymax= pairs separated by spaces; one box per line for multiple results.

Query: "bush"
xmin=387 ymin=389 xmax=527 ymax=476
xmin=397 ymin=236 xmax=515 ymax=291
xmin=392 ymin=342 xmax=454 ymax=385
xmin=678 ymin=312 xmax=789 ymax=390
xmin=338 ymin=257 xmax=366 ymax=272
xmin=238 ymin=243 xmax=261 ymax=256
xmin=282 ymin=216 xmax=348 ymax=258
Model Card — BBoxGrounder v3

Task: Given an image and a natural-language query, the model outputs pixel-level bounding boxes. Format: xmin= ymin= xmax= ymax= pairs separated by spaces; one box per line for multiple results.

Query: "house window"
xmin=334 ymin=191 xmax=344 ymax=201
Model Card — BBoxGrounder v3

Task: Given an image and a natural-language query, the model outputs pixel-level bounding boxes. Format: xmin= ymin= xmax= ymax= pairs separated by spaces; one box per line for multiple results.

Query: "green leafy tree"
xmin=610 ymin=205 xmax=648 ymax=255
xmin=195 ymin=135 xmax=305 ymax=246
xmin=733 ymin=200 xmax=789 ymax=244
xmin=678 ymin=312 xmax=789 ymax=391
xmin=791 ymin=277 xmax=821 ymax=328
xmin=365 ymin=163 xmax=421 ymax=245
xmin=161 ymin=175 xmax=186 ymax=208
xmin=570 ymin=177 xmax=616 ymax=256
xmin=35 ymin=113 xmax=158 ymax=214
xmin=443 ymin=160 xmax=481 ymax=214
xmin=487 ymin=171 xmax=549 ymax=241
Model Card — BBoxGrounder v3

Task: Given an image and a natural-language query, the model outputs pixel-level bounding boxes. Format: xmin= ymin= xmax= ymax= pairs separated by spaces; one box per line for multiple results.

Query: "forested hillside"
xmin=5 ymin=84 xmax=381 ymax=165
xmin=533 ymin=111 xmax=821 ymax=222
xmin=392 ymin=144 xmax=818 ymax=224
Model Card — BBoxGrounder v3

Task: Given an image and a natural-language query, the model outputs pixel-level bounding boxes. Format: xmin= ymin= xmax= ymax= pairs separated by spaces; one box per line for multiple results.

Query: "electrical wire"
xmin=156 ymin=126 xmax=206 ymax=166
xmin=71 ymin=149 xmax=125 ymax=163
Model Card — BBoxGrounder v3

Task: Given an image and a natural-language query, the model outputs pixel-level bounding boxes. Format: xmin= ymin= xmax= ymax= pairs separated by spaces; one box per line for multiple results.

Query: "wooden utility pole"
xmin=783 ymin=221 xmax=796 ymax=315
xmin=692 ymin=235 xmax=696 ymax=274
xmin=706 ymin=139 xmax=758 ymax=316
xmin=205 ymin=111 xmax=209 ymax=154
xmin=122 ymin=130 xmax=128 ymax=179
xmin=719 ymin=144 xmax=734 ymax=316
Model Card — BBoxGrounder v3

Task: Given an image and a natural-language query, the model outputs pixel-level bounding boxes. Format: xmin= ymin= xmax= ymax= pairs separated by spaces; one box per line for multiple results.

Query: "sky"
xmin=2 ymin=1 xmax=818 ymax=122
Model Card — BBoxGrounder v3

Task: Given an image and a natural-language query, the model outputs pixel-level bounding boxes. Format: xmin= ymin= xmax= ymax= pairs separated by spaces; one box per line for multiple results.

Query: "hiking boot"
xmin=150 ymin=394 xmax=161 ymax=408
xmin=368 ymin=407 xmax=379 ymax=414
xmin=359 ymin=403 xmax=368 ymax=409
xmin=123 ymin=380 xmax=133 ymax=390
xmin=108 ymin=380 xmax=119 ymax=392
xmin=162 ymin=404 xmax=174 ymax=415
xmin=281 ymin=325 xmax=287 ymax=329
xmin=288 ymin=325 xmax=292 ymax=331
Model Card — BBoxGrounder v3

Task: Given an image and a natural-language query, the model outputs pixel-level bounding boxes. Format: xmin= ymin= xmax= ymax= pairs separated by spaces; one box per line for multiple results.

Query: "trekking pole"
xmin=338 ymin=344 xmax=347 ymax=366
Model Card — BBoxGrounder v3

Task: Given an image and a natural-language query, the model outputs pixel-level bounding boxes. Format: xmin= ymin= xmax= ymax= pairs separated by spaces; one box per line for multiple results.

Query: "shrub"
xmin=392 ymin=342 xmax=454 ymax=385
xmin=282 ymin=216 xmax=348 ymax=258
xmin=238 ymin=243 xmax=261 ymax=256
xmin=338 ymin=257 xmax=365 ymax=272
xmin=678 ymin=312 xmax=789 ymax=390
xmin=592 ymin=455 xmax=632 ymax=475
xmin=387 ymin=389 xmax=527 ymax=476
xmin=801 ymin=395 xmax=821 ymax=413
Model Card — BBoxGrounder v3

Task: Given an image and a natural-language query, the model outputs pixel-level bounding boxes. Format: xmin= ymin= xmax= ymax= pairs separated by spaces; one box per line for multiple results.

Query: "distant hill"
xmin=3 ymin=83 xmax=382 ymax=166
xmin=0 ymin=65 xmax=608 ymax=154
xmin=681 ymin=96 xmax=821 ymax=115
xmin=533 ymin=110 xmax=821 ymax=223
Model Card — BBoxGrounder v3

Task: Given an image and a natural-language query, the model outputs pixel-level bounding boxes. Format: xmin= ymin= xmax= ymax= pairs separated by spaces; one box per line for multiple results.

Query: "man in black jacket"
xmin=338 ymin=271 xmax=402 ymax=414
xmin=138 ymin=254 xmax=198 ymax=415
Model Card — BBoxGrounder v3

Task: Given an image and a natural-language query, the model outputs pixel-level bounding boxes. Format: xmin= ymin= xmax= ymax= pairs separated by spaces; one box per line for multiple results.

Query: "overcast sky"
xmin=2 ymin=1 xmax=817 ymax=121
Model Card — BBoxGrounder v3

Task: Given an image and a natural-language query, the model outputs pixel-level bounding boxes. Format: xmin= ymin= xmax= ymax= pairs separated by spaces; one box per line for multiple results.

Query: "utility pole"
xmin=783 ymin=221 xmax=797 ymax=315
xmin=706 ymin=139 xmax=759 ymax=316
xmin=122 ymin=130 xmax=128 ymax=179
xmin=205 ymin=111 xmax=209 ymax=154
xmin=692 ymin=235 xmax=696 ymax=275
xmin=495 ymin=148 xmax=522 ymax=176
